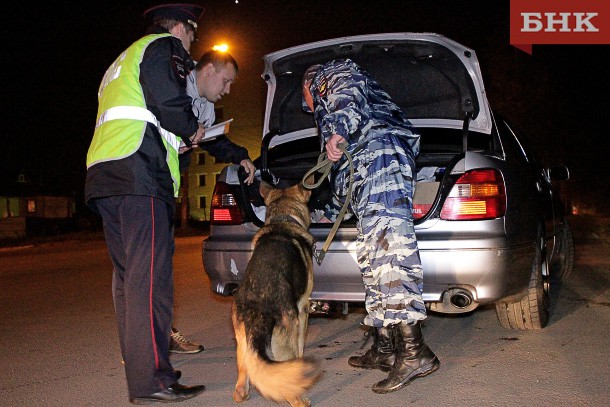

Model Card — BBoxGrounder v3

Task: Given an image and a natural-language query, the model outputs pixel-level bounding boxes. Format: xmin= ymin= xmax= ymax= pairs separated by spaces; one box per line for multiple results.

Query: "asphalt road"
xmin=1 ymin=215 xmax=608 ymax=407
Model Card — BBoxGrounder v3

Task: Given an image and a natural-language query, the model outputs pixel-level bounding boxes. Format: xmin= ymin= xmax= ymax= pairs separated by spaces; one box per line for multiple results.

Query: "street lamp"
xmin=212 ymin=44 xmax=229 ymax=52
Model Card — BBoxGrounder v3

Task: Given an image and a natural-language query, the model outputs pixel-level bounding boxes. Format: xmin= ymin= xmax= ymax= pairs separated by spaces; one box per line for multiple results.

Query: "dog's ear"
xmin=259 ymin=181 xmax=274 ymax=200
xmin=300 ymin=186 xmax=312 ymax=201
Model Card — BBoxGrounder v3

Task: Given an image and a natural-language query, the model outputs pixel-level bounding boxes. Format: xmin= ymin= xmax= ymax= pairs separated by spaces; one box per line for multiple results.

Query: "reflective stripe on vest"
xmin=96 ymin=106 xmax=182 ymax=152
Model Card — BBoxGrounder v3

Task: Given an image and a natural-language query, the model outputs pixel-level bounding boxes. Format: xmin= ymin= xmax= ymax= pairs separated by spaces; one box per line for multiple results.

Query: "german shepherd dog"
xmin=231 ymin=179 xmax=322 ymax=407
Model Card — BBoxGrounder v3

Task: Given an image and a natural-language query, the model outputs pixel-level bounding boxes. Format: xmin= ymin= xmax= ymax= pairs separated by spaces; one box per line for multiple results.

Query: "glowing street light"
xmin=212 ymin=44 xmax=229 ymax=52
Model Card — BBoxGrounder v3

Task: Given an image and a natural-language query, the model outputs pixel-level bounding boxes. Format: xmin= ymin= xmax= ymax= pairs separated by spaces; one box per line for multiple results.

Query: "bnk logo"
xmin=510 ymin=0 xmax=610 ymax=54
xmin=521 ymin=12 xmax=598 ymax=32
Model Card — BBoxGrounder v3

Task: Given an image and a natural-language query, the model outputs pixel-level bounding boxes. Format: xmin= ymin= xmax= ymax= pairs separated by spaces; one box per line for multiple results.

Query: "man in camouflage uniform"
xmin=302 ymin=59 xmax=440 ymax=393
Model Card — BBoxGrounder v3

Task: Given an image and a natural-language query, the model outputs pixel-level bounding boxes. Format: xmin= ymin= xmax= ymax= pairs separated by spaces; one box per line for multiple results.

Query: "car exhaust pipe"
xmin=428 ymin=287 xmax=478 ymax=314
xmin=449 ymin=290 xmax=473 ymax=309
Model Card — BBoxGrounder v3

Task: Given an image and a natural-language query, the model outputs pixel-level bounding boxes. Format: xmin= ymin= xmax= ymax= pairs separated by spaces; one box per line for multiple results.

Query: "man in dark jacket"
xmin=168 ymin=51 xmax=256 ymax=355
xmin=85 ymin=3 xmax=207 ymax=404
xmin=187 ymin=49 xmax=256 ymax=184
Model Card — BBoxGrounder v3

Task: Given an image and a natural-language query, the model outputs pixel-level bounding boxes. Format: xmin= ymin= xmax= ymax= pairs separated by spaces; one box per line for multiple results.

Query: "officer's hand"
xmin=240 ymin=159 xmax=256 ymax=185
xmin=192 ymin=126 xmax=205 ymax=145
xmin=179 ymin=127 xmax=205 ymax=154
xmin=326 ymin=134 xmax=346 ymax=162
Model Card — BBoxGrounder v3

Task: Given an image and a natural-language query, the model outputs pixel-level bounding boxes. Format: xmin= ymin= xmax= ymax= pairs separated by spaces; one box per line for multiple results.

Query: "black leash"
xmin=301 ymin=143 xmax=353 ymax=265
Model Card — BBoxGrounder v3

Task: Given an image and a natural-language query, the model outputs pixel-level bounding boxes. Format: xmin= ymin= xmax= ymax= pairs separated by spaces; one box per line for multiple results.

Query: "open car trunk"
xmin=239 ymin=124 xmax=501 ymax=227
xmin=235 ymin=33 xmax=500 ymax=226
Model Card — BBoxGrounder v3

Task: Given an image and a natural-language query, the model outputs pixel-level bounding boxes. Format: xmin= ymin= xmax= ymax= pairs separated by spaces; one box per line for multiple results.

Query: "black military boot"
xmin=372 ymin=322 xmax=440 ymax=394
xmin=348 ymin=326 xmax=395 ymax=372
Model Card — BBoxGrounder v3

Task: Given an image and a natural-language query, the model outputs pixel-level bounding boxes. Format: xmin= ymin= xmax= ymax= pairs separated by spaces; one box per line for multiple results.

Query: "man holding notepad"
xmin=186 ymin=49 xmax=256 ymax=184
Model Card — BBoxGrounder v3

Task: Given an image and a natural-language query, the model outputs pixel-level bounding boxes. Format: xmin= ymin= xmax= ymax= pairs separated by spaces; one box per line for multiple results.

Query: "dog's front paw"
xmin=288 ymin=395 xmax=311 ymax=407
xmin=233 ymin=387 xmax=250 ymax=403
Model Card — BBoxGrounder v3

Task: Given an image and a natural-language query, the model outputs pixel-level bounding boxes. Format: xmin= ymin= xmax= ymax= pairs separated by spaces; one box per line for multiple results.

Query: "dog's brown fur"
xmin=231 ymin=180 xmax=322 ymax=407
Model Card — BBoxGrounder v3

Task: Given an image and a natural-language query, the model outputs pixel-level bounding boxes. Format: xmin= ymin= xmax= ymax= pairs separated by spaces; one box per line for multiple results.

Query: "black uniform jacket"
xmin=85 ymin=28 xmax=198 ymax=212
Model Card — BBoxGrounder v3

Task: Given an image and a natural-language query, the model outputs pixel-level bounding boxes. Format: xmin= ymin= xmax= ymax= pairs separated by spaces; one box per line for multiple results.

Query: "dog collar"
xmin=268 ymin=214 xmax=305 ymax=228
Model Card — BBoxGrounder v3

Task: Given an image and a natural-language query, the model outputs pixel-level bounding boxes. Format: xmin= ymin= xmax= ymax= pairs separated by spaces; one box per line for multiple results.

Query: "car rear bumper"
xmin=202 ymin=222 xmax=534 ymax=312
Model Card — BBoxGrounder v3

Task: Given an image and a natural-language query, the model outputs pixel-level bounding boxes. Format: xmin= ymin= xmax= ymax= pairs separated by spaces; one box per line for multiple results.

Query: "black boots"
xmin=371 ymin=322 xmax=440 ymax=394
xmin=348 ymin=326 xmax=395 ymax=372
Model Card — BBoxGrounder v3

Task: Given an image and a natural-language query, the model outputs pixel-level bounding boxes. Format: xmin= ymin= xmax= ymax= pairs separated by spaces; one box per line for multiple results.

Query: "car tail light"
xmin=210 ymin=181 xmax=244 ymax=225
xmin=440 ymin=169 xmax=506 ymax=220
xmin=412 ymin=203 xmax=433 ymax=220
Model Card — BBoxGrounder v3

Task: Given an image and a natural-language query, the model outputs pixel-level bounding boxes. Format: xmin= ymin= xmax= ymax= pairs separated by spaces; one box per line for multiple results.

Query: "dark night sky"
xmin=3 ymin=0 xmax=609 ymax=211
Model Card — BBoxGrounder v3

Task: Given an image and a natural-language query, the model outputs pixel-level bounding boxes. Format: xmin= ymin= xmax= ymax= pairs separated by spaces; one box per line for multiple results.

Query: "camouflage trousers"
xmin=335 ymin=134 xmax=426 ymax=327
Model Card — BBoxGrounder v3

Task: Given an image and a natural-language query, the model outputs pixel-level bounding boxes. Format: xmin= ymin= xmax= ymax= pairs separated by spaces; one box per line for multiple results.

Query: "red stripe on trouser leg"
xmin=149 ymin=197 xmax=159 ymax=369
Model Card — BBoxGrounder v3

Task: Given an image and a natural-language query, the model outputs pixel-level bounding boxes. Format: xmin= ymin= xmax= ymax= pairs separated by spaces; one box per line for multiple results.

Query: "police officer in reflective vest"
xmin=302 ymin=59 xmax=440 ymax=394
xmin=85 ymin=3 xmax=206 ymax=404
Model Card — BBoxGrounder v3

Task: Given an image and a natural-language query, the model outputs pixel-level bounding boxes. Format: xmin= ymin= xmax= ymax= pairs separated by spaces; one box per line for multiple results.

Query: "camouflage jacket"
xmin=308 ymin=58 xmax=420 ymax=159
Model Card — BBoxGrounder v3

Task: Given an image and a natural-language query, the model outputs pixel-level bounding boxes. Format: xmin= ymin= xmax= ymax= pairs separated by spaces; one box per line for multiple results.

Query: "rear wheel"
xmin=553 ymin=221 xmax=574 ymax=281
xmin=495 ymin=235 xmax=550 ymax=330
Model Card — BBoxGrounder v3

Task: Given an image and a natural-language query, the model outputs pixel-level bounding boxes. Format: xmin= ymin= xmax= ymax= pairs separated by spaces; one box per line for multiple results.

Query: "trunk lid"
xmin=261 ymin=32 xmax=492 ymax=150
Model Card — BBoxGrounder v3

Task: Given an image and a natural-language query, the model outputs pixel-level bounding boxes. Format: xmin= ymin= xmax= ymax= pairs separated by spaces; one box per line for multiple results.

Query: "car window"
xmin=497 ymin=118 xmax=542 ymax=166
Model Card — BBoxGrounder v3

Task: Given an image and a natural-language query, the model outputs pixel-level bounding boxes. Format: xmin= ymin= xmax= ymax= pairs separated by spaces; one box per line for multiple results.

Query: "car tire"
xmin=552 ymin=220 xmax=574 ymax=281
xmin=495 ymin=235 xmax=550 ymax=330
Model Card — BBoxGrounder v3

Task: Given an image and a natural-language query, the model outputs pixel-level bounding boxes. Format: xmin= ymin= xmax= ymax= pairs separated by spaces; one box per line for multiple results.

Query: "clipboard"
xmin=202 ymin=119 xmax=233 ymax=141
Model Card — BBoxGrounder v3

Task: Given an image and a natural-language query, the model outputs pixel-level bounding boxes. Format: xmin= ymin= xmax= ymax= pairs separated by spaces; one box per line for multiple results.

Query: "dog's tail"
xmin=245 ymin=346 xmax=322 ymax=403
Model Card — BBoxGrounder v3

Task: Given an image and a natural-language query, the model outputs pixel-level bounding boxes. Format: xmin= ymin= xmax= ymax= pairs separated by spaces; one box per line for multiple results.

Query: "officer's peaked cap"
xmin=143 ymin=3 xmax=205 ymax=29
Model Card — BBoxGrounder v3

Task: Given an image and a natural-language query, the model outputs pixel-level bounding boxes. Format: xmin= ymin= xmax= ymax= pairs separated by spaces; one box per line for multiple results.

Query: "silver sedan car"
xmin=202 ymin=33 xmax=573 ymax=330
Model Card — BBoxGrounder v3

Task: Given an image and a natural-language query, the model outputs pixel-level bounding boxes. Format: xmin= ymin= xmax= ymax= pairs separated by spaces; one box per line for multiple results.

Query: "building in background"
xmin=0 ymin=170 xmax=75 ymax=239
xmin=180 ymin=106 xmax=261 ymax=223
xmin=184 ymin=149 xmax=229 ymax=221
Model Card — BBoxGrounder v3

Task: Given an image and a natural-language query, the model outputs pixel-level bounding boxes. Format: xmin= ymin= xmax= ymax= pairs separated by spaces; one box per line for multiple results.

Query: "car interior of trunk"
xmin=246 ymin=124 xmax=500 ymax=227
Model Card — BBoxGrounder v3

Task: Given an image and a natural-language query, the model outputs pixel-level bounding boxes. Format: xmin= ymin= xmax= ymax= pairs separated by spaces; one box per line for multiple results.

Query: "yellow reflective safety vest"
xmin=87 ymin=33 xmax=184 ymax=197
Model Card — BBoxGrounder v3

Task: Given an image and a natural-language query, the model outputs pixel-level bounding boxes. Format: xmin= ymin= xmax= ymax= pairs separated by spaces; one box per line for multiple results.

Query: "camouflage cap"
xmin=302 ymin=64 xmax=322 ymax=113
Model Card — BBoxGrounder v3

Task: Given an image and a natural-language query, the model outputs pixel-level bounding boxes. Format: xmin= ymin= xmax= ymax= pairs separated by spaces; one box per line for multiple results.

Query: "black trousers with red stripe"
xmin=95 ymin=195 xmax=179 ymax=398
